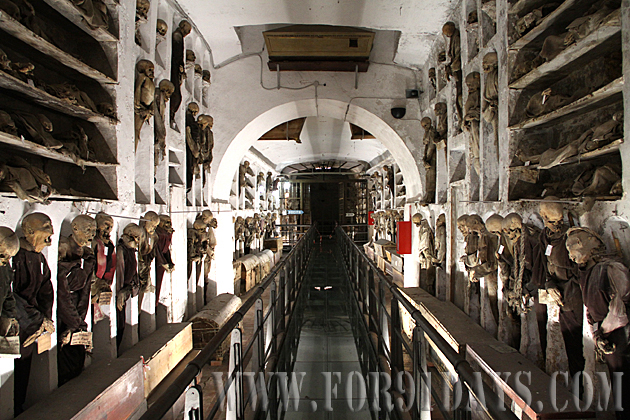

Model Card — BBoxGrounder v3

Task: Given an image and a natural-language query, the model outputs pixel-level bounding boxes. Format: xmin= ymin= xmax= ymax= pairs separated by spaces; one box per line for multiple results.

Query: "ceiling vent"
xmin=263 ymin=25 xmax=374 ymax=72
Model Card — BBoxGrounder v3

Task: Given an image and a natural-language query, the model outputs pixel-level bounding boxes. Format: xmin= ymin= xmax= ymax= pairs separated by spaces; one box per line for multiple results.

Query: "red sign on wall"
xmin=368 ymin=211 xmax=375 ymax=226
xmin=397 ymin=221 xmax=412 ymax=254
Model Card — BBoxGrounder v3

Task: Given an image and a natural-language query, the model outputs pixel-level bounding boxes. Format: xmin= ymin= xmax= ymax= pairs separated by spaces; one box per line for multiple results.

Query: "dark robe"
xmin=12 ymin=243 xmax=53 ymax=415
xmin=578 ymin=260 xmax=630 ymax=418
xmin=169 ymin=28 xmax=185 ymax=124
xmin=155 ymin=226 xmax=173 ymax=302
xmin=186 ymin=110 xmax=200 ymax=190
xmin=0 ymin=264 xmax=16 ymax=319
xmin=538 ymin=227 xmax=584 ymax=375
xmin=116 ymin=240 xmax=139 ymax=350
xmin=137 ymin=232 xmax=157 ymax=291
xmin=56 ymin=238 xmax=96 ymax=386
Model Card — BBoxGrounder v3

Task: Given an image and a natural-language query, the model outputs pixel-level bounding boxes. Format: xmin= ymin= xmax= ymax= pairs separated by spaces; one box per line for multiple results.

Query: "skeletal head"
xmin=482 ymin=52 xmax=498 ymax=73
xmin=466 ymin=214 xmax=485 ymax=233
xmin=428 ymin=68 xmax=436 ymax=79
xmin=186 ymin=49 xmax=196 ymax=63
xmin=502 ymin=213 xmax=522 ymax=241
xmin=437 ymin=51 xmax=447 ymax=62
xmin=0 ymin=48 xmax=10 ymax=70
xmin=141 ymin=211 xmax=160 ymax=234
xmin=566 ymin=227 xmax=606 ymax=266
xmin=197 ymin=114 xmax=213 ymax=129
xmin=244 ymin=161 xmax=250 ymax=168
xmin=613 ymin=111 xmax=624 ymax=123
xmin=0 ymin=111 xmax=17 ymax=135
xmin=434 ymin=102 xmax=447 ymax=115
xmin=187 ymin=102 xmax=199 ymax=117
xmin=37 ymin=115 xmax=53 ymax=132
xmin=122 ymin=223 xmax=143 ymax=249
xmin=442 ymin=22 xmax=456 ymax=37
xmin=539 ymin=198 xmax=565 ymax=234
xmin=0 ymin=227 xmax=19 ymax=266
xmin=437 ymin=214 xmax=446 ymax=227
xmin=194 ymin=64 xmax=202 ymax=76
xmin=159 ymin=80 xmax=175 ymax=100
xmin=485 ymin=214 xmax=504 ymax=236
xmin=456 ymin=215 xmax=469 ymax=236
xmin=136 ymin=59 xmax=154 ymax=79
xmin=71 ymin=215 xmax=96 ymax=247
xmin=95 ymin=212 xmax=114 ymax=242
xmin=97 ymin=103 xmax=117 ymax=119
xmin=412 ymin=213 xmax=423 ymax=226
xmin=200 ymin=210 xmax=213 ymax=225
xmin=209 ymin=218 xmax=218 ymax=229
xmin=22 ymin=213 xmax=53 ymax=253
xmin=136 ymin=0 xmax=150 ymax=20
xmin=421 ymin=117 xmax=432 ymax=130
xmin=179 ymin=20 xmax=192 ymax=37
xmin=465 ymin=72 xmax=480 ymax=90
xmin=156 ymin=19 xmax=168 ymax=36
xmin=202 ymin=70 xmax=211 ymax=83
xmin=159 ymin=214 xmax=174 ymax=233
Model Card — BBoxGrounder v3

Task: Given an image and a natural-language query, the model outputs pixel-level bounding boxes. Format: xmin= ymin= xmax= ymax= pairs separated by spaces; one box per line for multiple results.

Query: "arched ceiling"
xmin=253 ymin=116 xmax=387 ymax=172
xmin=177 ymin=0 xmax=457 ymax=67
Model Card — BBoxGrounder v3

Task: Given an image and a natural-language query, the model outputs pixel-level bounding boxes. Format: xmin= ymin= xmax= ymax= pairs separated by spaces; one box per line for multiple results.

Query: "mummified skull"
xmin=465 ymin=71 xmax=480 ymax=91
xmin=95 ymin=212 xmax=114 ymax=243
xmin=156 ymin=19 xmax=168 ymax=36
xmin=197 ymin=114 xmax=213 ymax=129
xmin=159 ymin=214 xmax=174 ymax=234
xmin=188 ymin=102 xmax=199 ymax=117
xmin=421 ymin=117 xmax=432 ymax=130
xmin=434 ymin=102 xmax=447 ymax=116
xmin=194 ymin=64 xmax=202 ymax=76
xmin=539 ymin=198 xmax=565 ymax=234
xmin=200 ymin=209 xmax=214 ymax=225
xmin=411 ymin=213 xmax=422 ymax=226
xmin=141 ymin=211 xmax=160 ymax=235
xmin=136 ymin=0 xmax=150 ymax=21
xmin=22 ymin=213 xmax=54 ymax=253
xmin=502 ymin=213 xmax=522 ymax=242
xmin=122 ymin=223 xmax=143 ymax=249
xmin=482 ymin=52 xmax=498 ymax=73
xmin=202 ymin=70 xmax=211 ymax=83
xmin=0 ymin=110 xmax=17 ymax=135
xmin=136 ymin=59 xmax=155 ymax=79
xmin=0 ymin=48 xmax=11 ymax=71
xmin=0 ymin=226 xmax=19 ymax=266
xmin=71 ymin=215 xmax=97 ymax=247
xmin=566 ymin=227 xmax=606 ymax=266
xmin=186 ymin=49 xmax=196 ymax=63
xmin=178 ymin=20 xmax=192 ymax=37
xmin=38 ymin=114 xmax=53 ymax=132
xmin=485 ymin=214 xmax=504 ymax=236
xmin=436 ymin=213 xmax=446 ymax=227
xmin=456 ymin=215 xmax=469 ymax=236
xmin=159 ymin=79 xmax=175 ymax=100
xmin=97 ymin=102 xmax=117 ymax=119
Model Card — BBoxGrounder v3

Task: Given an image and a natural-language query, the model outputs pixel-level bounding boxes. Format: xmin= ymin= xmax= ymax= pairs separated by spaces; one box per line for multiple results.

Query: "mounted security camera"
xmin=391 ymin=107 xmax=406 ymax=119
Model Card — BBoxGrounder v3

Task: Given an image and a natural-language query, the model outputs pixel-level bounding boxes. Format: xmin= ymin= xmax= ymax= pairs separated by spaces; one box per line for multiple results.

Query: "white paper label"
xmin=80 ymin=258 xmax=84 ymax=269
xmin=545 ymin=244 xmax=553 ymax=256
xmin=498 ymin=245 xmax=504 ymax=254
xmin=541 ymin=189 xmax=547 ymax=197
xmin=528 ymin=297 xmax=535 ymax=307
xmin=104 ymin=246 xmax=109 ymax=256
xmin=41 ymin=184 xmax=48 ymax=193
xmin=27 ymin=79 xmax=35 ymax=87
xmin=524 ymin=161 xmax=530 ymax=167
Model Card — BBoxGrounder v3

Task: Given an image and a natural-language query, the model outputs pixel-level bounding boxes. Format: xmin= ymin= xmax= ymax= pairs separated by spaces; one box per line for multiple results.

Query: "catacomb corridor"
xmin=0 ymin=0 xmax=628 ymax=419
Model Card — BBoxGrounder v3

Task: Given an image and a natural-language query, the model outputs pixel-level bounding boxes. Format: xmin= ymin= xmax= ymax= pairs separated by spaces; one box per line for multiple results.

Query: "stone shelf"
xmin=509 ymin=77 xmax=624 ymax=130
xmin=0 ymin=191 xmax=102 ymax=202
xmin=509 ymin=0 xmax=581 ymax=50
xmin=510 ymin=20 xmax=621 ymax=90
xmin=510 ymin=139 xmax=623 ymax=171
xmin=41 ymin=0 xmax=118 ymax=42
xmin=0 ymin=10 xmax=116 ymax=84
xmin=0 ymin=131 xmax=118 ymax=167
xmin=0 ymin=72 xmax=115 ymax=124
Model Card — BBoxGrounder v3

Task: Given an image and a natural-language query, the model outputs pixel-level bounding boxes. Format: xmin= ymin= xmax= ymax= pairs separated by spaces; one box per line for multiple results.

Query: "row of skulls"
xmin=234 ymin=213 xmax=278 ymax=248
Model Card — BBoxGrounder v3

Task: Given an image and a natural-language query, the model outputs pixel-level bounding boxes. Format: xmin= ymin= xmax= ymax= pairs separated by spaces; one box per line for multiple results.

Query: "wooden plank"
xmin=121 ymin=323 xmax=193 ymax=398
xmin=15 ymin=358 xmax=145 ymax=420
xmin=0 ymin=10 xmax=115 ymax=84
xmin=510 ymin=22 xmax=621 ymax=90
xmin=509 ymin=77 xmax=624 ymax=130
xmin=0 ymin=131 xmax=118 ymax=167
xmin=0 ymin=72 xmax=115 ymax=124
xmin=510 ymin=139 xmax=623 ymax=171
xmin=41 ymin=0 xmax=118 ymax=42
xmin=467 ymin=343 xmax=595 ymax=419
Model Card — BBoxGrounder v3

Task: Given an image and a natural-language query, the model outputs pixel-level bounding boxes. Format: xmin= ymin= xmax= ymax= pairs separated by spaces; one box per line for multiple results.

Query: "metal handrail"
xmin=336 ymin=227 xmax=518 ymax=420
xmin=140 ymin=225 xmax=316 ymax=420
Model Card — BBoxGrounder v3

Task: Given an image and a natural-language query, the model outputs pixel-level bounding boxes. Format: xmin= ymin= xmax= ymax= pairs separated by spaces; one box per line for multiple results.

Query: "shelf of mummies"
xmin=449 ymin=199 xmax=629 ymax=382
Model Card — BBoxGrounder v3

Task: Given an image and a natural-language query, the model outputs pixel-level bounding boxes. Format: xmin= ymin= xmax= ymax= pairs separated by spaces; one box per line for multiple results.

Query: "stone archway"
xmin=212 ymin=98 xmax=423 ymax=201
